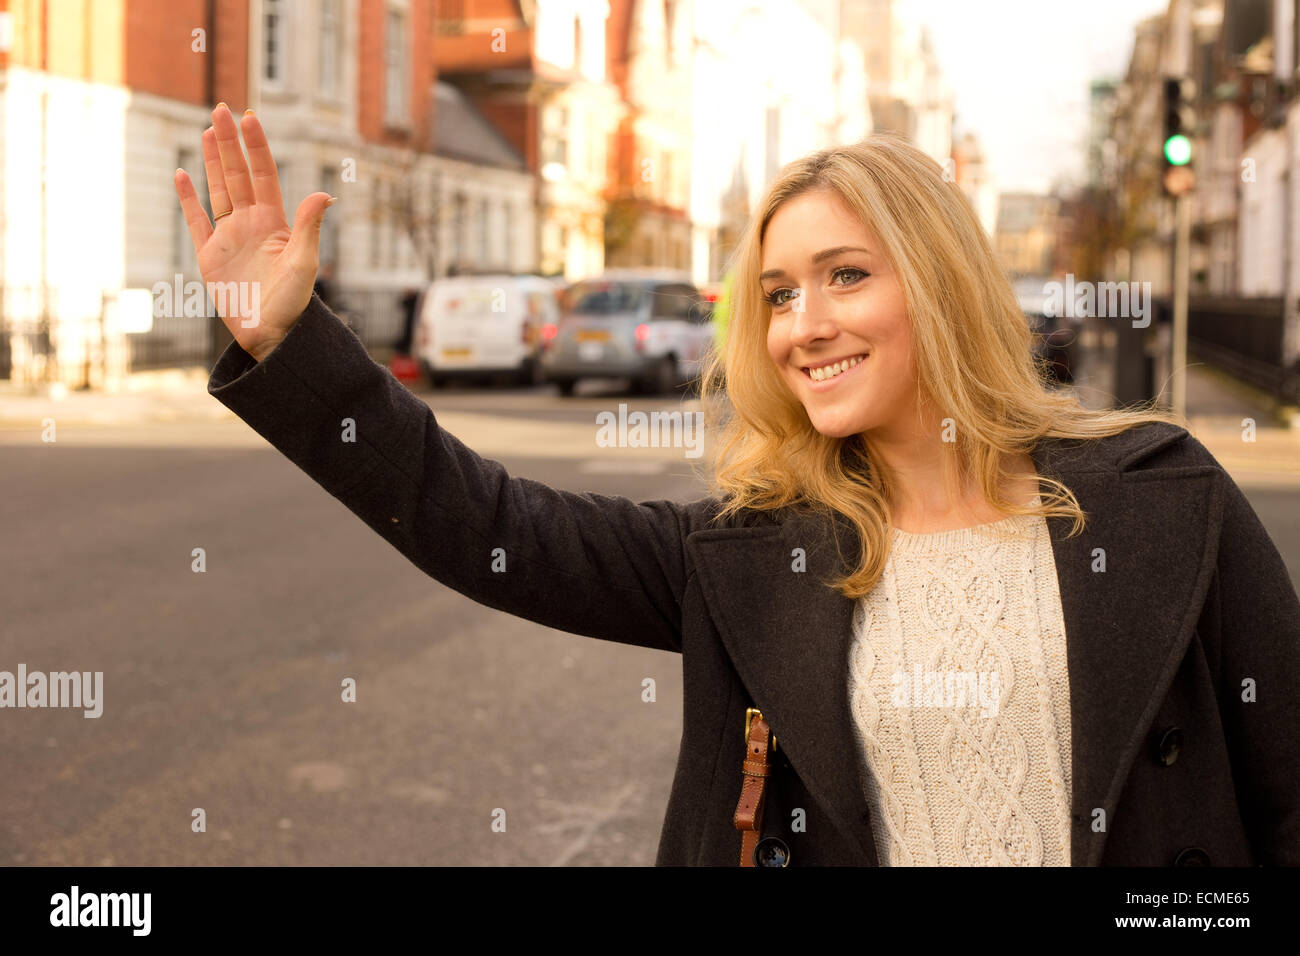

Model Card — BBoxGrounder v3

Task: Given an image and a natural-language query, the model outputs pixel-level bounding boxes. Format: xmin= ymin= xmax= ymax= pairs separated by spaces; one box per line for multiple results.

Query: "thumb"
xmin=287 ymin=192 xmax=334 ymax=272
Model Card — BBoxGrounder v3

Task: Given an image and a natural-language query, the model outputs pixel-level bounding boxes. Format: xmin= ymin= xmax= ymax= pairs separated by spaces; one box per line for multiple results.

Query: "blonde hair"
xmin=694 ymin=132 xmax=1185 ymax=599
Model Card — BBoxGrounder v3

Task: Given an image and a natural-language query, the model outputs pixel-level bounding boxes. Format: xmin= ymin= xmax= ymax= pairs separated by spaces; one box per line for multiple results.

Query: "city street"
xmin=2 ymin=368 xmax=1298 ymax=866
xmin=4 ymin=0 xmax=1300 ymax=933
xmin=0 ymin=380 xmax=710 ymax=866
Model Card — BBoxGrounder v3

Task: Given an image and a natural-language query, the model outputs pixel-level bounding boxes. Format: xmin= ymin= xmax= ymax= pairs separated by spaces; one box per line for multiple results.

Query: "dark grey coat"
xmin=209 ymin=294 xmax=1300 ymax=866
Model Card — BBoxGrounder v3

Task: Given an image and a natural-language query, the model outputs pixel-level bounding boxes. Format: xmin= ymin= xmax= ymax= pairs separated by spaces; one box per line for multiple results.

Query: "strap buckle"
xmin=744 ymin=706 xmax=778 ymax=753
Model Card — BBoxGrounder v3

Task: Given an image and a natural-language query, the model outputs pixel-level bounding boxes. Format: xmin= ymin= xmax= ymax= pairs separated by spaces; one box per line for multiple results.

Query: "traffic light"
xmin=1162 ymin=77 xmax=1196 ymax=195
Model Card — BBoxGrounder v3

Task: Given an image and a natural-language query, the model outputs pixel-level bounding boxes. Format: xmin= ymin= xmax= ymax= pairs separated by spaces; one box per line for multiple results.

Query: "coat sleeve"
xmin=207 ymin=293 xmax=693 ymax=655
xmin=1206 ymin=464 xmax=1300 ymax=864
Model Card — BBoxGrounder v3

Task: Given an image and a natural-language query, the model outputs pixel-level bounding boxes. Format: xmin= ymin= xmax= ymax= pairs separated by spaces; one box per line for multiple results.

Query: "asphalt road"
xmin=2 ymin=378 xmax=1298 ymax=866
xmin=1 ymin=380 xmax=710 ymax=866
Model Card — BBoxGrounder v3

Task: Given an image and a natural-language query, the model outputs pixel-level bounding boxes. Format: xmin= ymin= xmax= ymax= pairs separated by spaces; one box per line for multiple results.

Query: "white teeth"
xmin=807 ymin=354 xmax=865 ymax=381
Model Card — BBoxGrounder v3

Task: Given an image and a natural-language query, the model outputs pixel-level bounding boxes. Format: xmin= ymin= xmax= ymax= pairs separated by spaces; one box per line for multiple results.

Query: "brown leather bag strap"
xmin=733 ymin=707 xmax=775 ymax=866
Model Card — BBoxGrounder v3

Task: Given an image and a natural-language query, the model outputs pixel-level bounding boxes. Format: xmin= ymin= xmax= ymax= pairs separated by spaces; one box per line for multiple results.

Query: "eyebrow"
xmin=759 ymin=246 xmax=872 ymax=282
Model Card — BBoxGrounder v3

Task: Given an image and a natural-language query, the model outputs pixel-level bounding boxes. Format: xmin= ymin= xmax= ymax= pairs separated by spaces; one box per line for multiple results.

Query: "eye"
xmin=759 ymin=267 xmax=873 ymax=308
xmin=832 ymin=267 xmax=868 ymax=286
xmin=762 ymin=267 xmax=868 ymax=308
xmin=764 ymin=287 xmax=800 ymax=307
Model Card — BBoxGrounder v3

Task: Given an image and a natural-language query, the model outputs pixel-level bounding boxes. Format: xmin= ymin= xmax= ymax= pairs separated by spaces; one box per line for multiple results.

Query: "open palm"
xmin=173 ymin=104 xmax=333 ymax=363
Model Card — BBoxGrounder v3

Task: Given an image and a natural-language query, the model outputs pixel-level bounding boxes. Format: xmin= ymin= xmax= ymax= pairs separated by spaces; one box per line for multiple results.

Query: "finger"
xmin=240 ymin=110 xmax=285 ymax=213
xmin=174 ymin=168 xmax=213 ymax=249
xmin=201 ymin=127 xmax=230 ymax=217
xmin=212 ymin=103 xmax=254 ymax=209
xmin=286 ymin=193 xmax=335 ymax=275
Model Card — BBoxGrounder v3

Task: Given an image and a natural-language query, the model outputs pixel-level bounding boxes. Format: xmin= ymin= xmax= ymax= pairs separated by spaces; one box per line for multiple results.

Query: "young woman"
xmin=175 ymin=104 xmax=1300 ymax=867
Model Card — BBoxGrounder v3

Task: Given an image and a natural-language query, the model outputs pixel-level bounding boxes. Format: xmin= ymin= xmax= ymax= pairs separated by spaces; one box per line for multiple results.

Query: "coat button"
xmin=754 ymin=836 xmax=791 ymax=867
xmin=1173 ymin=846 xmax=1211 ymax=866
xmin=1153 ymin=726 xmax=1184 ymax=766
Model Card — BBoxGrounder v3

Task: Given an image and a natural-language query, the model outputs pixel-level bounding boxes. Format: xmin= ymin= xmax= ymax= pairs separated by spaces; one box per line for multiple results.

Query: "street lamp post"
xmin=1162 ymin=76 xmax=1197 ymax=418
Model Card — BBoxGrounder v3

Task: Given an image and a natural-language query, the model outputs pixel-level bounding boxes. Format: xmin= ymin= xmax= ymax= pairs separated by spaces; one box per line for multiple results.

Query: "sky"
xmin=910 ymin=0 xmax=1171 ymax=194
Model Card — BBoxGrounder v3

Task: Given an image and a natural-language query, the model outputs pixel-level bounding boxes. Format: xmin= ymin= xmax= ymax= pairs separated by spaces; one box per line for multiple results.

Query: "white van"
xmin=414 ymin=274 xmax=562 ymax=387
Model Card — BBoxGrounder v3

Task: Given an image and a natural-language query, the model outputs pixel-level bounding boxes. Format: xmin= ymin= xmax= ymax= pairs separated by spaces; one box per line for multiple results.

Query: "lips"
xmin=795 ymin=356 xmax=868 ymax=374
xmin=801 ymin=353 xmax=868 ymax=382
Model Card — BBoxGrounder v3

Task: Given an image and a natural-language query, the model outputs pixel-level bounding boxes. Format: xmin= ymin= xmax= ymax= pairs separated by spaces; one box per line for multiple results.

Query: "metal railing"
xmin=1184 ymin=295 xmax=1294 ymax=400
xmin=127 ymin=311 xmax=219 ymax=371
xmin=330 ymin=288 xmax=412 ymax=356
xmin=0 ymin=282 xmax=410 ymax=381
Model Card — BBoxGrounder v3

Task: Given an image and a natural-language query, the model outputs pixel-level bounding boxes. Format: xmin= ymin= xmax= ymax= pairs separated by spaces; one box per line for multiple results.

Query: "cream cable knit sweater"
xmin=848 ymin=502 xmax=1073 ymax=866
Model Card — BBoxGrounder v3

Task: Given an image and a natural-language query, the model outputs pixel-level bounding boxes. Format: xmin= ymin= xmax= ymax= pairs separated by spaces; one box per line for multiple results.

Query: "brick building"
xmin=0 ymin=0 xmax=535 ymax=384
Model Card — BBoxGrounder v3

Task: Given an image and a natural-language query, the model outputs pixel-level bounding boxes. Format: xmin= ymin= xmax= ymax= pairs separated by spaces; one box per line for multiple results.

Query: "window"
xmin=264 ymin=0 xmax=286 ymax=84
xmin=686 ymin=286 xmax=709 ymax=323
xmin=454 ymin=192 xmax=468 ymax=268
xmin=174 ymin=148 xmax=195 ymax=270
xmin=320 ymin=0 xmax=341 ymax=98
xmin=651 ymin=285 xmax=679 ymax=319
xmin=320 ymin=165 xmax=337 ymax=269
xmin=386 ymin=190 xmax=399 ymax=268
xmin=566 ymin=281 xmax=645 ymax=315
xmin=543 ymin=106 xmax=568 ymax=167
xmin=664 ymin=0 xmax=675 ymax=70
xmin=477 ymin=197 xmax=489 ymax=264
xmin=371 ymin=182 xmax=384 ymax=268
xmin=503 ymin=203 xmax=514 ymax=270
xmin=384 ymin=8 xmax=409 ymax=125
xmin=652 ymin=284 xmax=695 ymax=320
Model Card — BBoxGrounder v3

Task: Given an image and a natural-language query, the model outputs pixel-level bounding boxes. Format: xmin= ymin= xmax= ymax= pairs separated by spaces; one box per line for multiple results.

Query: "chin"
xmin=805 ymin=412 xmax=871 ymax=439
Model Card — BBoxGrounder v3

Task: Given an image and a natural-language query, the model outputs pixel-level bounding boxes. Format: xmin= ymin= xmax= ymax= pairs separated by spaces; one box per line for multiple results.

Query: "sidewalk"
xmin=0 ymin=366 xmax=233 ymax=428
xmin=1067 ymin=324 xmax=1300 ymax=489
xmin=0 ymin=364 xmax=701 ymax=460
xmin=1181 ymin=364 xmax=1300 ymax=489
xmin=3 ymin=345 xmax=1300 ymax=486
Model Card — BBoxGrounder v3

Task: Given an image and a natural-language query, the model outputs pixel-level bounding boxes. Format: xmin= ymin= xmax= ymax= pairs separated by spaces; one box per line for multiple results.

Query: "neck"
xmin=863 ymin=413 xmax=1035 ymax=530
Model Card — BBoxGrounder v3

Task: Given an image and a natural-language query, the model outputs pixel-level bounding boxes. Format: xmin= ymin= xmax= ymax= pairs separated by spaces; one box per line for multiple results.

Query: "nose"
xmin=787 ymin=290 xmax=837 ymax=350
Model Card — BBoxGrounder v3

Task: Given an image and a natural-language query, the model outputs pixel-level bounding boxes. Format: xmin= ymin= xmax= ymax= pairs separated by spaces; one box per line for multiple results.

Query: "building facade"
xmin=0 ymin=0 xmax=541 ymax=384
xmin=434 ymin=0 xmax=623 ymax=281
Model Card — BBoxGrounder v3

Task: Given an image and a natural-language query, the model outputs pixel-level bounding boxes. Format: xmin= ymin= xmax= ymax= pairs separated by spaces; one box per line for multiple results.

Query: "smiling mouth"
xmin=802 ymin=353 xmax=868 ymax=382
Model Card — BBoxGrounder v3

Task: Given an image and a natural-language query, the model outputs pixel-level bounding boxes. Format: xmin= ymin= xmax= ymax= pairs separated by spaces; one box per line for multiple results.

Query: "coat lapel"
xmin=1034 ymin=428 xmax=1222 ymax=864
xmin=687 ymin=426 xmax=1223 ymax=866
xmin=687 ymin=507 xmax=879 ymax=862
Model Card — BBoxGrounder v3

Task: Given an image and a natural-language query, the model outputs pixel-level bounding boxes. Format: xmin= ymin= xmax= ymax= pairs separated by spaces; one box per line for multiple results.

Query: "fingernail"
xmin=216 ymin=101 xmax=228 ymax=110
xmin=244 ymin=108 xmax=254 ymax=116
xmin=325 ymin=196 xmax=337 ymax=208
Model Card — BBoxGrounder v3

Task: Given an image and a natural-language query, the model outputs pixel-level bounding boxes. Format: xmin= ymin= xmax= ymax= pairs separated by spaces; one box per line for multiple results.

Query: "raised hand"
xmin=173 ymin=103 xmax=334 ymax=363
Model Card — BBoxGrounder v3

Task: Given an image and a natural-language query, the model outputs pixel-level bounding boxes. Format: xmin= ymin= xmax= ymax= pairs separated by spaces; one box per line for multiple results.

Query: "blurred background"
xmin=0 ymin=0 xmax=1297 ymax=866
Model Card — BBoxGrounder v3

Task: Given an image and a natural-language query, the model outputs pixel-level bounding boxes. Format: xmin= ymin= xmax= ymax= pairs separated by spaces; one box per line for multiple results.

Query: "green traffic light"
xmin=1164 ymin=134 xmax=1192 ymax=166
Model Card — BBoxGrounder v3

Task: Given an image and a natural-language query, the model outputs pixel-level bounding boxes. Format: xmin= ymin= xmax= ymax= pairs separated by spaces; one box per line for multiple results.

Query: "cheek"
xmin=868 ymin=298 xmax=911 ymax=354
xmin=766 ymin=324 xmax=786 ymax=364
xmin=856 ymin=306 xmax=914 ymax=389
